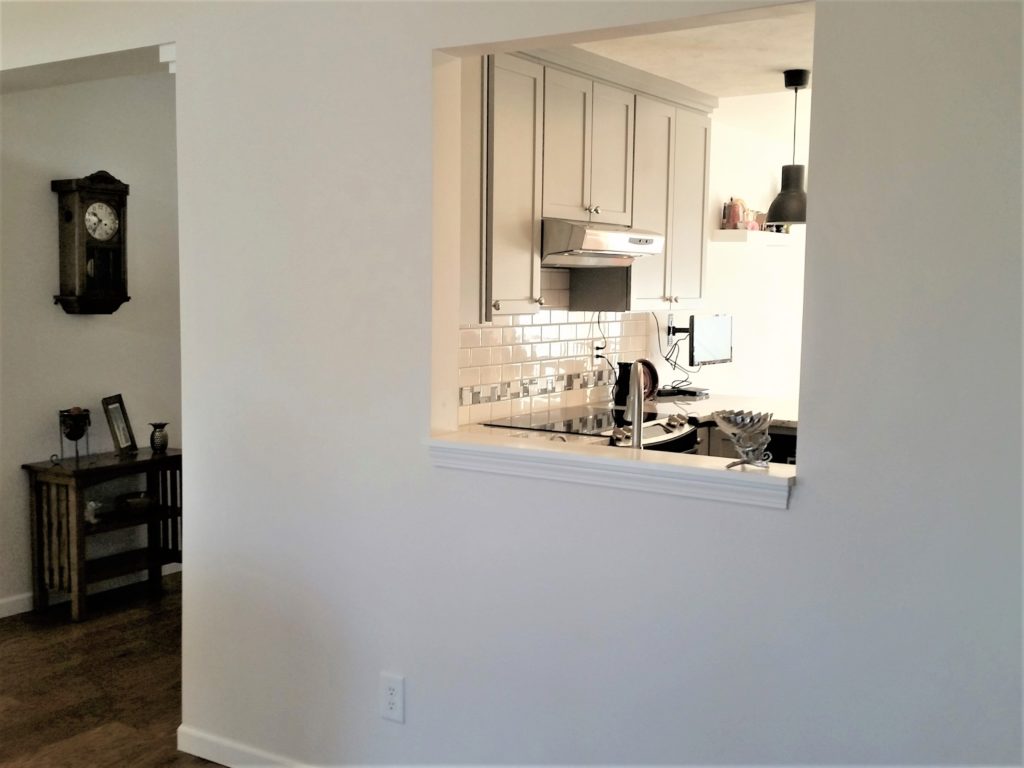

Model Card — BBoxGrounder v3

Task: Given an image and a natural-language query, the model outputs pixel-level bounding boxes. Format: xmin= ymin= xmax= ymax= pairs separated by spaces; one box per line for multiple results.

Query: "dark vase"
xmin=149 ymin=422 xmax=169 ymax=453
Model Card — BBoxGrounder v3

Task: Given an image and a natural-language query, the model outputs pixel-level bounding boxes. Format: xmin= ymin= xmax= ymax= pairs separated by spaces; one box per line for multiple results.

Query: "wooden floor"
xmin=0 ymin=573 xmax=217 ymax=767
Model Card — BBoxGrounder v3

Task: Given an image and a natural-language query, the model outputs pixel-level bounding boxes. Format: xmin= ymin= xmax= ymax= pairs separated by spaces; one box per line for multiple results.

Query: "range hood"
xmin=541 ymin=219 xmax=664 ymax=268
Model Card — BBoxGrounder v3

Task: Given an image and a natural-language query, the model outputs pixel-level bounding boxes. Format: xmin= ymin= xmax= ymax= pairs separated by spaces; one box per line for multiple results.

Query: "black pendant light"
xmin=767 ymin=69 xmax=810 ymax=225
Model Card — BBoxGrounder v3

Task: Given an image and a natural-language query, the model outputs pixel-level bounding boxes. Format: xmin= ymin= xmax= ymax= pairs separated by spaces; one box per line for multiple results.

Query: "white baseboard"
xmin=173 ymin=728 xmax=996 ymax=768
xmin=0 ymin=591 xmax=33 ymax=619
xmin=0 ymin=567 xmax=182 ymax=620
xmin=177 ymin=724 xmax=310 ymax=767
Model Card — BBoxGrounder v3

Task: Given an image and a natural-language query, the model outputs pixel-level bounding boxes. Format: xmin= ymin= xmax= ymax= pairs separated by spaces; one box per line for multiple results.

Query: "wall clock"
xmin=51 ymin=170 xmax=130 ymax=314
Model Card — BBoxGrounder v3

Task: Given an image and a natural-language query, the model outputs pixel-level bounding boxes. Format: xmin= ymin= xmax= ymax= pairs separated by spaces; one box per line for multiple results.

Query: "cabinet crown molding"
xmin=517 ymin=47 xmax=718 ymax=115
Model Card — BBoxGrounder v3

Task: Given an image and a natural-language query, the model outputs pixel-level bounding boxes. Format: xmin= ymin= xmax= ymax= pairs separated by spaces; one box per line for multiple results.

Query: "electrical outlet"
xmin=379 ymin=672 xmax=405 ymax=723
xmin=667 ymin=312 xmax=675 ymax=345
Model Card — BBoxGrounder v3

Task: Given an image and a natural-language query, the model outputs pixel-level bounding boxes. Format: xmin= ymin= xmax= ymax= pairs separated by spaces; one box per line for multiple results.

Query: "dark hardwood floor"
xmin=0 ymin=573 xmax=218 ymax=767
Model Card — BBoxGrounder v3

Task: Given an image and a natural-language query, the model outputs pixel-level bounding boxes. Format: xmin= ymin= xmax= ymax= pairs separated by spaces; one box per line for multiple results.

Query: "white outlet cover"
xmin=379 ymin=672 xmax=405 ymax=724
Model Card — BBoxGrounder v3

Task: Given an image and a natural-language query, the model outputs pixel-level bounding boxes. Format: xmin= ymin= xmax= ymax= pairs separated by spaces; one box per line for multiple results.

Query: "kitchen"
xmin=432 ymin=4 xmax=812 ymax=506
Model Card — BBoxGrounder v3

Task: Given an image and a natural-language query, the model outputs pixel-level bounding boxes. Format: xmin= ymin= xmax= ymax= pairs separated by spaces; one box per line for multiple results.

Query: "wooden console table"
xmin=22 ymin=449 xmax=182 ymax=621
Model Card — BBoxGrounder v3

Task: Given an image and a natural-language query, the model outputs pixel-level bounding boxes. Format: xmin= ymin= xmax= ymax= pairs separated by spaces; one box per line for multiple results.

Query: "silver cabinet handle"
xmin=672 ymin=296 xmax=680 ymax=303
xmin=492 ymin=300 xmax=501 ymax=311
xmin=584 ymin=205 xmax=593 ymax=213
xmin=593 ymin=205 xmax=601 ymax=215
xmin=534 ymin=296 xmax=546 ymax=306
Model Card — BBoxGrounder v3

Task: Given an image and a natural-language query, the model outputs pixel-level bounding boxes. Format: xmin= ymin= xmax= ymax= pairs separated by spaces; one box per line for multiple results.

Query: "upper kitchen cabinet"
xmin=630 ymin=95 xmax=710 ymax=309
xmin=630 ymin=97 xmax=675 ymax=310
xmin=542 ymin=69 xmax=634 ymax=226
xmin=484 ymin=54 xmax=545 ymax=318
xmin=670 ymin=108 xmax=710 ymax=302
xmin=460 ymin=51 xmax=713 ymax=322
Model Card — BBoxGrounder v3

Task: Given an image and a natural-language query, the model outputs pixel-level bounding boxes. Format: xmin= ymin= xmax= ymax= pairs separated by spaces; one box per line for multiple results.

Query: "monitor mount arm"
xmin=665 ymin=312 xmax=690 ymax=346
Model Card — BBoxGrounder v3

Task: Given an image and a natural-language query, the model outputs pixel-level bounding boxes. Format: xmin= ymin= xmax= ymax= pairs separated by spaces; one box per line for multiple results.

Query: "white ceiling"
xmin=0 ymin=46 xmax=169 ymax=95
xmin=575 ymin=2 xmax=814 ymax=98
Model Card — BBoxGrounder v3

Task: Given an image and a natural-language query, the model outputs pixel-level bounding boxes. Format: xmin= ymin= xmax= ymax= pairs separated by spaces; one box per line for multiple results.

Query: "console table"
xmin=22 ymin=449 xmax=182 ymax=621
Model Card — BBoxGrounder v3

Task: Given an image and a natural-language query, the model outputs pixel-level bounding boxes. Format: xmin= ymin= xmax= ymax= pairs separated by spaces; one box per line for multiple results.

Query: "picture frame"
xmin=101 ymin=394 xmax=137 ymax=456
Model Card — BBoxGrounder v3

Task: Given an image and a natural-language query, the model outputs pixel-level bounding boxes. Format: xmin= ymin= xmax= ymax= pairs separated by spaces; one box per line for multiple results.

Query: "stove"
xmin=482 ymin=404 xmax=698 ymax=452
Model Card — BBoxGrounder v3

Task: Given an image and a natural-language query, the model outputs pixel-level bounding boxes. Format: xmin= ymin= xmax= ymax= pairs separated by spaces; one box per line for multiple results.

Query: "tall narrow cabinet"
xmin=630 ymin=97 xmax=676 ymax=309
xmin=630 ymin=95 xmax=710 ymax=310
xmin=485 ymin=54 xmax=545 ymax=318
xmin=670 ymin=108 xmax=711 ymax=302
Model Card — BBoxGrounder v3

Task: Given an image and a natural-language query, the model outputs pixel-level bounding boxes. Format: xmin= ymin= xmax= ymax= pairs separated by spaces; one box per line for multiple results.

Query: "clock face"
xmin=84 ymin=201 xmax=119 ymax=241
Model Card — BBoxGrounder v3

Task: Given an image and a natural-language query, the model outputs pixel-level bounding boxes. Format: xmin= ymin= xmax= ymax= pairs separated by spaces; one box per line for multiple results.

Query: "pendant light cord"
xmin=792 ymin=87 xmax=798 ymax=165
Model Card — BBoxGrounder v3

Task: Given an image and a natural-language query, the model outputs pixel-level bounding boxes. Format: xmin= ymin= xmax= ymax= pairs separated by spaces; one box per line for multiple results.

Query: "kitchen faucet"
xmin=628 ymin=359 xmax=645 ymax=449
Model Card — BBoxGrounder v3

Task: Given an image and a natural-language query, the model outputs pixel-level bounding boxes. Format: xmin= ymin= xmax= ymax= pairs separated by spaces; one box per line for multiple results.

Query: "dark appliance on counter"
xmin=613 ymin=359 xmax=658 ymax=407
xmin=482 ymin=404 xmax=698 ymax=453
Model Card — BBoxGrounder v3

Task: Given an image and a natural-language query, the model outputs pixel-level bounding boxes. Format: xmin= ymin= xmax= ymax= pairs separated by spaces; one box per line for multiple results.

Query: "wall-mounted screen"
xmin=689 ymin=314 xmax=733 ymax=366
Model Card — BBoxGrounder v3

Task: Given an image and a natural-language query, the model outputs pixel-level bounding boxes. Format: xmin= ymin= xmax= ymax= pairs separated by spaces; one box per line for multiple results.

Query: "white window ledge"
xmin=428 ymin=429 xmax=796 ymax=509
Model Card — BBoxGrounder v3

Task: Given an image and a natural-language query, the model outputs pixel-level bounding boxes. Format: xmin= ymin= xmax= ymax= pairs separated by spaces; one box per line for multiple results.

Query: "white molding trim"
xmin=429 ymin=431 xmax=794 ymax=509
xmin=159 ymin=42 xmax=176 ymax=75
xmin=0 ymin=591 xmax=33 ymax=619
xmin=177 ymin=724 xmax=311 ymax=768
xmin=0 ymin=568 xmax=182 ymax=619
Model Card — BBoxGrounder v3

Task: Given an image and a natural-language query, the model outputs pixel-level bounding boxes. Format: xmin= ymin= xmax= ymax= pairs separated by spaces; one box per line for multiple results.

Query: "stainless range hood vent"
xmin=541 ymin=219 xmax=664 ymax=267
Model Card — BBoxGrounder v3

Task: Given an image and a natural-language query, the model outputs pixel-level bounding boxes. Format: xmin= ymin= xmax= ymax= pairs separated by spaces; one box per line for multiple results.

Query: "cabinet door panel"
xmin=630 ymin=96 xmax=674 ymax=309
xmin=590 ymin=82 xmax=634 ymax=226
xmin=487 ymin=54 xmax=543 ymax=315
xmin=542 ymin=69 xmax=592 ymax=221
xmin=670 ymin=109 xmax=710 ymax=300
xmin=460 ymin=56 xmax=484 ymax=325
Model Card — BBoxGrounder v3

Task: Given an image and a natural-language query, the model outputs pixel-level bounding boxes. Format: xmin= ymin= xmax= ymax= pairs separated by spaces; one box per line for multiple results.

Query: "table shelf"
xmin=85 ymin=548 xmax=179 ymax=584
xmin=85 ymin=503 xmax=180 ymax=535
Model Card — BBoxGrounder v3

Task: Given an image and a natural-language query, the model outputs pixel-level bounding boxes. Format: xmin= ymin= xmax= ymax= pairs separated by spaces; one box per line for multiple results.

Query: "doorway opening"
xmin=0 ymin=45 xmax=183 ymax=610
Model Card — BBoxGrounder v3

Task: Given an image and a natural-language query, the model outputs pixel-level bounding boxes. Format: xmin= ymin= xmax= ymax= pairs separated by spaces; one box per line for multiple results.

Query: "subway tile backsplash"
xmin=457 ymin=283 xmax=650 ymax=426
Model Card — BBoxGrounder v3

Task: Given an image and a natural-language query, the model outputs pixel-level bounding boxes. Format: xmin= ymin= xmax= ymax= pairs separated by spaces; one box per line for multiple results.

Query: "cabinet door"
xmin=589 ymin=82 xmax=634 ymax=226
xmin=460 ymin=56 xmax=485 ymax=325
xmin=630 ymin=96 xmax=674 ymax=310
xmin=542 ymin=68 xmax=592 ymax=222
xmin=668 ymin=108 xmax=710 ymax=301
xmin=486 ymin=54 xmax=544 ymax=317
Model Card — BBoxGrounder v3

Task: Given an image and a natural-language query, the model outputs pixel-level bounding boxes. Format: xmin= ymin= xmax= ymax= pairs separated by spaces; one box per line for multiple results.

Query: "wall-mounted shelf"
xmin=710 ymin=229 xmax=793 ymax=246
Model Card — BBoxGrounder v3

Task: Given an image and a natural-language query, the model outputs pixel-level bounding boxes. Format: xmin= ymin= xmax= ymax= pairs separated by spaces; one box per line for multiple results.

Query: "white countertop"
xmin=644 ymin=393 xmax=798 ymax=430
xmin=428 ymin=392 xmax=798 ymax=509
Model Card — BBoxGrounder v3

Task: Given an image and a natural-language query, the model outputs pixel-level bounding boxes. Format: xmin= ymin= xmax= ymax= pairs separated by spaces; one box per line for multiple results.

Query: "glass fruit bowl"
xmin=712 ymin=410 xmax=773 ymax=469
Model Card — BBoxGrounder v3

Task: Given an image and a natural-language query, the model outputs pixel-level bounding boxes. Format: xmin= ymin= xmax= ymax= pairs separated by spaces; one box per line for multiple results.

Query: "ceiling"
xmin=574 ymin=2 xmax=814 ymax=99
xmin=0 ymin=46 xmax=169 ymax=95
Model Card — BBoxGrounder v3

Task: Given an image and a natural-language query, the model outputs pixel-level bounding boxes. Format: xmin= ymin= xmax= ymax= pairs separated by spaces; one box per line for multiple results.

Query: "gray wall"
xmin=1 ymin=2 xmax=1019 ymax=764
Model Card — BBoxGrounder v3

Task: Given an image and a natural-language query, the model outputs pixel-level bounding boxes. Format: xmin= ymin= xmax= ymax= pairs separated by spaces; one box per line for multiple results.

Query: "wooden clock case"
xmin=51 ymin=170 xmax=131 ymax=314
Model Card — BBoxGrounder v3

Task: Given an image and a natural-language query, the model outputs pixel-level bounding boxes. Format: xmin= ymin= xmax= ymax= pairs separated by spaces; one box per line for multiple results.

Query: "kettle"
xmin=614 ymin=359 xmax=658 ymax=407
xmin=722 ymin=197 xmax=746 ymax=229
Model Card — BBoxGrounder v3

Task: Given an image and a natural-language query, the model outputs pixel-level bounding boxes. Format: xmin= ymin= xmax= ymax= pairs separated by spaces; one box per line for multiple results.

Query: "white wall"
xmin=0 ymin=71 xmax=180 ymax=614
xmin=2 ymin=2 xmax=1019 ymax=766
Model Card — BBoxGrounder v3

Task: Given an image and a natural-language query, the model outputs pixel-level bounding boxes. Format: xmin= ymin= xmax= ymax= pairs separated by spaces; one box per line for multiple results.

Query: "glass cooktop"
xmin=482 ymin=404 xmax=664 ymax=436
